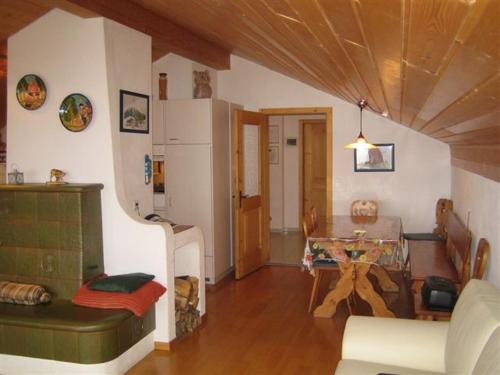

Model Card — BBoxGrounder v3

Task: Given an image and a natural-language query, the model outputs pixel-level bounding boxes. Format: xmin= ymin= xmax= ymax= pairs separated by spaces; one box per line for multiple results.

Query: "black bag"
xmin=421 ymin=276 xmax=457 ymax=311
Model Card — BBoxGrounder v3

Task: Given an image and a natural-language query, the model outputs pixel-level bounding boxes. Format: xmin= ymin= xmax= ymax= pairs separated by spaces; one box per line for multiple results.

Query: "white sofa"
xmin=335 ymin=279 xmax=500 ymax=375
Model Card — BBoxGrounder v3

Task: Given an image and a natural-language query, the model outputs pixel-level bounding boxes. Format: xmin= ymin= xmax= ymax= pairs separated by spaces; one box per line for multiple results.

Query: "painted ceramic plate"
xmin=58 ymin=93 xmax=93 ymax=132
xmin=16 ymin=74 xmax=47 ymax=110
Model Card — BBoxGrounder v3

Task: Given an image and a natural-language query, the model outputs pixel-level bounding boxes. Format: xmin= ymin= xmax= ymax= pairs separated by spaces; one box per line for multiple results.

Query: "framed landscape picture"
xmin=120 ymin=90 xmax=149 ymax=134
xmin=354 ymin=143 xmax=395 ymax=172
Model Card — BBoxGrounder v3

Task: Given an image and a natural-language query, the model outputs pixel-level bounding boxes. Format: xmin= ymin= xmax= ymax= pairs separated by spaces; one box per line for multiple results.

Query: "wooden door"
xmin=302 ymin=120 xmax=327 ymax=225
xmin=233 ymin=110 xmax=269 ymax=279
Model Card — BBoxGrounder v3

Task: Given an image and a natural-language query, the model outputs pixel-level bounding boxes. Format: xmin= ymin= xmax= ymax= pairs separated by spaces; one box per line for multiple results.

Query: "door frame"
xmin=260 ymin=107 xmax=333 ymax=225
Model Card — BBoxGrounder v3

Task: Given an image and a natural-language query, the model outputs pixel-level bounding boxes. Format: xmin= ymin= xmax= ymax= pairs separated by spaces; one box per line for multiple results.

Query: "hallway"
xmin=269 ymin=231 xmax=305 ymax=266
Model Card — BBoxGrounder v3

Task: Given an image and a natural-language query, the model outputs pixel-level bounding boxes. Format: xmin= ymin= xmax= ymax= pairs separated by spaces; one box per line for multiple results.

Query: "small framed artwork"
xmin=269 ymin=125 xmax=279 ymax=144
xmin=16 ymin=74 xmax=47 ymax=110
xmin=269 ymin=145 xmax=279 ymax=164
xmin=354 ymin=143 xmax=395 ymax=172
xmin=120 ymin=90 xmax=149 ymax=134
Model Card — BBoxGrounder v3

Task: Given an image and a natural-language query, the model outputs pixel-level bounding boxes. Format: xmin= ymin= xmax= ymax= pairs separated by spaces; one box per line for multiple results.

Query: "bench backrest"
xmin=445 ymin=211 xmax=472 ymax=290
xmin=433 ymin=198 xmax=453 ymax=238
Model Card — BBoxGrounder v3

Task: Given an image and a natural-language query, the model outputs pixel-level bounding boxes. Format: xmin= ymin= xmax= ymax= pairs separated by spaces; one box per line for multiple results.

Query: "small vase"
xmin=159 ymin=73 xmax=167 ymax=101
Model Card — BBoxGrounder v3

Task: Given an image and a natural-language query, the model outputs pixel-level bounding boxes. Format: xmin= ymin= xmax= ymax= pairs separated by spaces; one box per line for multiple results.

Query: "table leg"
xmin=355 ymin=265 xmax=395 ymax=317
xmin=314 ymin=263 xmax=354 ymax=318
xmin=369 ymin=266 xmax=399 ymax=292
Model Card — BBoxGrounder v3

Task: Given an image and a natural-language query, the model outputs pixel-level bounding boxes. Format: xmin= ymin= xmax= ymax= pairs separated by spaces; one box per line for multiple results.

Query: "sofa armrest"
xmin=342 ymin=316 xmax=449 ymax=373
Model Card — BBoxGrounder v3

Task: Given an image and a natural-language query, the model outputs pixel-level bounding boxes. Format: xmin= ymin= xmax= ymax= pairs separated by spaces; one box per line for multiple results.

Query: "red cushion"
xmin=72 ymin=280 xmax=166 ymax=317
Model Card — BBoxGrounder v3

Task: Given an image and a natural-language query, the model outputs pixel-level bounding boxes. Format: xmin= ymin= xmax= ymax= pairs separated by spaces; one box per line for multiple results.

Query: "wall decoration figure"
xmin=193 ymin=70 xmax=212 ymax=99
xmin=354 ymin=143 xmax=395 ymax=172
xmin=120 ymin=90 xmax=149 ymax=134
xmin=47 ymin=169 xmax=67 ymax=184
xmin=159 ymin=73 xmax=167 ymax=100
xmin=16 ymin=74 xmax=47 ymax=110
xmin=59 ymin=93 xmax=93 ymax=132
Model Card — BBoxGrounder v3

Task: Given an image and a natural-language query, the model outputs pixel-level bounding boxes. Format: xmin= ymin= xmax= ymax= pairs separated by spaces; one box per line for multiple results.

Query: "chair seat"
xmin=404 ymin=233 xmax=443 ymax=241
xmin=312 ymin=259 xmax=337 ymax=267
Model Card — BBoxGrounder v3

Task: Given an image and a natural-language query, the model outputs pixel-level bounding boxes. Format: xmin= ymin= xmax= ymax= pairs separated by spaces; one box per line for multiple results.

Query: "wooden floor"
xmin=127 ymin=266 xmax=412 ymax=375
xmin=269 ymin=231 xmax=305 ymax=266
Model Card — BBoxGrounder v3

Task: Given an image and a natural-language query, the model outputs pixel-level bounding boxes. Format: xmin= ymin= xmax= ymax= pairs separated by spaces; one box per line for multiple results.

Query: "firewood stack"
xmin=175 ymin=275 xmax=201 ymax=337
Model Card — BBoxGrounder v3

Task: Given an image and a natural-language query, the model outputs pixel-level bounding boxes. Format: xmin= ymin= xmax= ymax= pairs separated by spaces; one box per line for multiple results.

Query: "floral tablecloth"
xmin=302 ymin=238 xmax=403 ymax=275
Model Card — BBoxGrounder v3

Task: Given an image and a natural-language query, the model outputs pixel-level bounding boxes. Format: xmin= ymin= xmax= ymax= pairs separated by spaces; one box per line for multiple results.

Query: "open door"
xmin=232 ymin=110 xmax=269 ymax=279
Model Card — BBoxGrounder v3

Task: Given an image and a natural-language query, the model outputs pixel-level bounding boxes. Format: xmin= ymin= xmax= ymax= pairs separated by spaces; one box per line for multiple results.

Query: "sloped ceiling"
xmin=1 ymin=0 xmax=499 ymax=179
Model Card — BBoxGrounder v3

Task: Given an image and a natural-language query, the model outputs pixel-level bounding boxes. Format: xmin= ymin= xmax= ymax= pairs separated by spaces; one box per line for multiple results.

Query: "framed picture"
xmin=269 ymin=145 xmax=279 ymax=164
xmin=354 ymin=143 xmax=395 ymax=172
xmin=269 ymin=125 xmax=279 ymax=144
xmin=119 ymin=90 xmax=149 ymax=134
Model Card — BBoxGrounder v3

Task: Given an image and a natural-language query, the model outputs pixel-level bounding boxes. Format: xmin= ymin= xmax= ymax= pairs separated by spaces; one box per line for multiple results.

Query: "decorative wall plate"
xmin=16 ymin=74 xmax=47 ymax=110
xmin=58 ymin=93 xmax=93 ymax=132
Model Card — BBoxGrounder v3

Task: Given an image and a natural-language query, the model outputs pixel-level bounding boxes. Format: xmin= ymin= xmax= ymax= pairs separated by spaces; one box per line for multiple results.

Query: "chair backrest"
xmin=432 ymin=198 xmax=453 ymax=238
xmin=310 ymin=207 xmax=318 ymax=231
xmin=302 ymin=213 xmax=314 ymax=238
xmin=445 ymin=211 xmax=472 ymax=290
xmin=472 ymin=238 xmax=490 ymax=280
xmin=351 ymin=200 xmax=378 ymax=217
xmin=445 ymin=279 xmax=500 ymax=374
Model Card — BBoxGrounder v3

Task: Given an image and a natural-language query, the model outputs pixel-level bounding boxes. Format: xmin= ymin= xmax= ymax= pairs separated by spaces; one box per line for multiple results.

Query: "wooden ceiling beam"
xmin=64 ymin=0 xmax=230 ymax=69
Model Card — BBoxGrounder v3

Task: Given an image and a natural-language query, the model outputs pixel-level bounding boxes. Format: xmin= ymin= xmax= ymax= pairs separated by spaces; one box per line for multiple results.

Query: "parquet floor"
xmin=269 ymin=231 xmax=305 ymax=266
xmin=127 ymin=266 xmax=412 ymax=375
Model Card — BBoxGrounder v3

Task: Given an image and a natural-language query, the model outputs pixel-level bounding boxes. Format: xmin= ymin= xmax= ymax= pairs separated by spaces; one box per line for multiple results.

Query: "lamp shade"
xmin=345 ymin=99 xmax=376 ymax=149
xmin=345 ymin=132 xmax=377 ymax=149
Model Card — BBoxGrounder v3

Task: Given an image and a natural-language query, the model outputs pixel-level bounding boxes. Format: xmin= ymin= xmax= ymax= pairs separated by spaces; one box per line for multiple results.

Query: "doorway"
xmin=261 ymin=107 xmax=332 ymax=265
xmin=301 ymin=119 xmax=327 ymax=227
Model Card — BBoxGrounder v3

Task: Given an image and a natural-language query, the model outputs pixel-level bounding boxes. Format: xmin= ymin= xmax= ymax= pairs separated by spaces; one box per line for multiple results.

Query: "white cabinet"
xmin=153 ymin=98 xmax=232 ymax=284
xmin=165 ymin=144 xmax=213 ymax=256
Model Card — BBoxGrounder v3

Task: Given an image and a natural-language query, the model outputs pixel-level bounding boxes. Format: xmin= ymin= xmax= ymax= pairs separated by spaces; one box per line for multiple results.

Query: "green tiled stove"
xmin=0 ymin=184 xmax=155 ymax=364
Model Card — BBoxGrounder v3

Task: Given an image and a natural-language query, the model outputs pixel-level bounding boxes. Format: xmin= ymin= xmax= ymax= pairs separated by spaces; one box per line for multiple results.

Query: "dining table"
xmin=303 ymin=215 xmax=404 ymax=318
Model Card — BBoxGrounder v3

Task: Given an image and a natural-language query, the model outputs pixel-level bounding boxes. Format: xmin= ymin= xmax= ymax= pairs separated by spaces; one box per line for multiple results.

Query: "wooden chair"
xmin=351 ymin=200 xmax=378 ymax=216
xmin=414 ymin=238 xmax=489 ymax=321
xmin=472 ymin=238 xmax=490 ymax=280
xmin=302 ymin=212 xmax=314 ymax=238
xmin=310 ymin=206 xmax=318 ymax=231
xmin=304 ymin=209 xmax=342 ymax=313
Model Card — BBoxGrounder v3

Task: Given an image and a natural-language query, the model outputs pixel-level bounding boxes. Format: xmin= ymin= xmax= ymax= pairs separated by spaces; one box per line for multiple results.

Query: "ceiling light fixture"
xmin=345 ymin=99 xmax=377 ymax=150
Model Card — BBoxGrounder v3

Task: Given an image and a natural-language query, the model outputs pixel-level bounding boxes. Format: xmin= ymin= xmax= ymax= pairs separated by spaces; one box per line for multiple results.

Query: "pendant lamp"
xmin=345 ymin=99 xmax=376 ymax=149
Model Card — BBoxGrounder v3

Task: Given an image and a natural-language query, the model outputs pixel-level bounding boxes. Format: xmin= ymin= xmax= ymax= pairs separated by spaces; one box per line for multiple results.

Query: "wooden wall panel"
xmin=451 ymin=145 xmax=500 ymax=182
xmin=421 ymin=75 xmax=500 ymax=135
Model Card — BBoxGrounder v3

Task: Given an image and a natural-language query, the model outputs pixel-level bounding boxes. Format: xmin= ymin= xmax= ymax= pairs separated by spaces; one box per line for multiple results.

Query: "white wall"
xmin=219 ymin=55 xmax=451 ymax=233
xmin=104 ymin=19 xmax=154 ymax=215
xmin=269 ymin=114 xmax=325 ymax=231
xmin=451 ymin=167 xmax=500 ymax=288
xmin=152 ymin=54 xmax=218 ymax=101
xmin=7 ymin=9 xmax=173 ymax=342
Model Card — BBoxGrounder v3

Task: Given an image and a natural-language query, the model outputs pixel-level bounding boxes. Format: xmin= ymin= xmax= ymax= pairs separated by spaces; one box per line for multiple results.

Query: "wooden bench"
xmin=413 ymin=238 xmax=490 ymax=320
xmin=409 ymin=211 xmax=471 ymax=294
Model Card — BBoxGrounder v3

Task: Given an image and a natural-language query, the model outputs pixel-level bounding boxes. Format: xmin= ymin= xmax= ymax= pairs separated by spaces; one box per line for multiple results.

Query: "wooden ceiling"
xmin=0 ymin=0 xmax=499 ymax=179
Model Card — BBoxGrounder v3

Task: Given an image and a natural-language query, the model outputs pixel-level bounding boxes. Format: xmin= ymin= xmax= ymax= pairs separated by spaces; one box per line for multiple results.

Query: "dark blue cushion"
xmin=403 ymin=233 xmax=443 ymax=241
